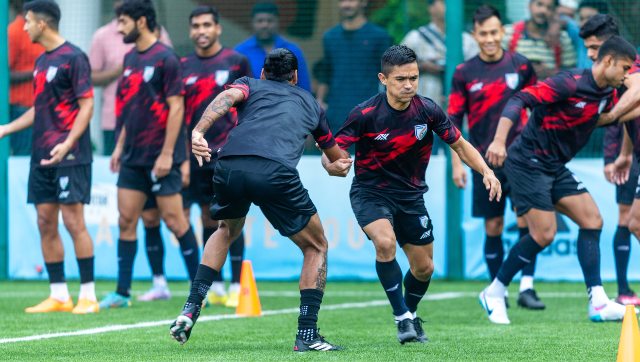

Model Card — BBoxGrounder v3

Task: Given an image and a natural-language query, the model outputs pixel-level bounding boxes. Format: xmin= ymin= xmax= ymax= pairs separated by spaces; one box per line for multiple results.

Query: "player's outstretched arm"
xmin=321 ymin=145 xmax=352 ymax=177
xmin=41 ymin=97 xmax=93 ymax=166
xmin=194 ymin=88 xmax=245 ymax=135
xmin=485 ymin=117 xmax=514 ymax=168
xmin=450 ymin=136 xmax=502 ymax=202
xmin=0 ymin=107 xmax=35 ymax=140
xmin=601 ymin=73 xmax=640 ymax=125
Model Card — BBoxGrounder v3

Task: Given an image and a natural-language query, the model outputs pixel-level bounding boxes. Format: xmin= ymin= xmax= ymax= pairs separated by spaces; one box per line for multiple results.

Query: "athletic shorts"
xmin=505 ymin=157 xmax=588 ymax=216
xmin=117 ymin=164 xmax=182 ymax=201
xmin=472 ymin=167 xmax=511 ymax=219
xmin=349 ymin=185 xmax=434 ymax=246
xmin=210 ymin=156 xmax=316 ymax=237
xmin=28 ymin=164 xmax=92 ymax=205
xmin=620 ymin=158 xmax=640 ymax=203
xmin=182 ymin=168 xmax=215 ymax=208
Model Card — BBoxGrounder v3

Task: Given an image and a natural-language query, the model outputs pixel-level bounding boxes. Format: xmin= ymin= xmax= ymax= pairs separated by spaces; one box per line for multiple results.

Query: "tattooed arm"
xmin=192 ymin=88 xmax=246 ymax=166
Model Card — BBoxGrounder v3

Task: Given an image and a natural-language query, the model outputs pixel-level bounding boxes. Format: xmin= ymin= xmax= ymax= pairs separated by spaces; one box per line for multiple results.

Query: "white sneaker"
xmin=137 ymin=286 xmax=171 ymax=301
xmin=589 ymin=300 xmax=626 ymax=322
xmin=479 ymin=289 xmax=510 ymax=324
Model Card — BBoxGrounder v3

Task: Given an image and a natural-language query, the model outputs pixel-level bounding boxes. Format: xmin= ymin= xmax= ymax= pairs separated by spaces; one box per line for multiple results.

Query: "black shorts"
xmin=349 ymin=185 xmax=434 ymax=246
xmin=472 ymin=167 xmax=511 ymax=219
xmin=505 ymin=158 xmax=588 ymax=216
xmin=117 ymin=164 xmax=182 ymax=200
xmin=183 ymin=168 xmax=214 ymax=207
xmin=620 ymin=158 xmax=640 ymax=203
xmin=210 ymin=156 xmax=317 ymax=237
xmin=27 ymin=164 xmax=91 ymax=205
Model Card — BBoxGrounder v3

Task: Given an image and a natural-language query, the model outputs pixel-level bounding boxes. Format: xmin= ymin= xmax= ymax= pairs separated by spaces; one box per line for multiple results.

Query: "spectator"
xmin=8 ymin=0 xmax=43 ymax=155
xmin=401 ymin=0 xmax=478 ymax=107
xmin=88 ymin=0 xmax=172 ymax=155
xmin=316 ymin=0 xmax=391 ymax=132
xmin=235 ymin=2 xmax=311 ymax=92
xmin=557 ymin=1 xmax=584 ymax=67
xmin=576 ymin=0 xmax=609 ymax=68
xmin=503 ymin=0 xmax=576 ymax=80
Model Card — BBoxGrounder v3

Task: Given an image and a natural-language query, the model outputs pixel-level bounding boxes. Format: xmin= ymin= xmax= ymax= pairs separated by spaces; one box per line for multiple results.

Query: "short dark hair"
xmin=578 ymin=0 xmax=608 ymax=14
xmin=116 ymin=0 xmax=157 ymax=32
xmin=23 ymin=0 xmax=60 ymax=29
xmin=381 ymin=45 xmax=417 ymax=75
xmin=189 ymin=5 xmax=219 ymax=24
xmin=579 ymin=14 xmax=618 ymax=40
xmin=596 ymin=35 xmax=637 ymax=62
xmin=529 ymin=0 xmax=559 ymax=7
xmin=263 ymin=48 xmax=298 ymax=82
xmin=252 ymin=2 xmax=279 ymax=18
xmin=473 ymin=5 xmax=502 ymax=27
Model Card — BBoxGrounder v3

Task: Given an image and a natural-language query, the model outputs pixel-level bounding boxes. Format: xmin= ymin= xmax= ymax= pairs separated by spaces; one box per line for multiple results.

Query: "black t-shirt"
xmin=448 ymin=51 xmax=536 ymax=154
xmin=503 ymin=69 xmax=617 ymax=172
xmin=116 ymin=42 xmax=185 ymax=166
xmin=336 ymin=93 xmax=461 ymax=196
xmin=32 ymin=41 xmax=93 ymax=167
xmin=182 ymin=48 xmax=250 ymax=168
xmin=218 ymin=77 xmax=336 ymax=168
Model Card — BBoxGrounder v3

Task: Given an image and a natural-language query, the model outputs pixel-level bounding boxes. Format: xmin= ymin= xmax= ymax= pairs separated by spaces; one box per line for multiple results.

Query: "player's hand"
xmin=482 ymin=169 xmax=502 ymax=202
xmin=110 ymin=146 xmax=122 ymax=173
xmin=192 ymin=130 xmax=211 ymax=167
xmin=0 ymin=124 xmax=7 ymax=140
xmin=485 ymin=140 xmax=507 ymax=168
xmin=612 ymin=154 xmax=632 ymax=185
xmin=153 ymin=152 xmax=173 ymax=179
xmin=180 ymin=160 xmax=190 ymax=187
xmin=598 ymin=112 xmax=614 ymax=125
xmin=40 ymin=142 xmax=72 ymax=166
xmin=452 ymin=163 xmax=467 ymax=188
xmin=603 ymin=163 xmax=616 ymax=183
xmin=324 ymin=158 xmax=353 ymax=177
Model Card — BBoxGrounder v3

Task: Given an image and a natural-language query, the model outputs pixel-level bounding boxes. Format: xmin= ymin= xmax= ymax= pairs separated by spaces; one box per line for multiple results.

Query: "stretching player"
xmin=0 ymin=1 xmax=98 ymax=314
xmin=332 ymin=45 xmax=501 ymax=343
xmin=480 ymin=35 xmax=636 ymax=324
xmin=448 ymin=5 xmax=544 ymax=310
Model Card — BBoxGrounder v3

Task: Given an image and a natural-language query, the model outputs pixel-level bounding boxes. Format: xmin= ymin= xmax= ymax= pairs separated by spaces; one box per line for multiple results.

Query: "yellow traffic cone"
xmin=617 ymin=305 xmax=640 ymax=362
xmin=235 ymin=260 xmax=262 ymax=317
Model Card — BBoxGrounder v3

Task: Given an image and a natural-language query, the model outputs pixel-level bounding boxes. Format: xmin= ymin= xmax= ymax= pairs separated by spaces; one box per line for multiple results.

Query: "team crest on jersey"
xmin=598 ymin=99 xmax=608 ymax=114
xmin=419 ymin=215 xmax=429 ymax=228
xmin=46 ymin=66 xmax=58 ymax=82
xmin=143 ymin=66 xmax=155 ymax=82
xmin=414 ymin=124 xmax=428 ymax=140
xmin=505 ymin=73 xmax=519 ymax=89
xmin=123 ymin=68 xmax=132 ymax=77
xmin=186 ymin=76 xmax=198 ymax=85
xmin=59 ymin=176 xmax=69 ymax=190
xmin=215 ymin=70 xmax=229 ymax=85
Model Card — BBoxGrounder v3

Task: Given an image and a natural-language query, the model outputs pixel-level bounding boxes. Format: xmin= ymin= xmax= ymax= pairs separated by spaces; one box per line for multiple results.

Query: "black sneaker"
xmin=397 ymin=318 xmax=417 ymax=344
xmin=505 ymin=296 xmax=510 ymax=309
xmin=517 ymin=289 xmax=546 ymax=310
xmin=169 ymin=301 xmax=202 ymax=345
xmin=294 ymin=332 xmax=342 ymax=352
xmin=412 ymin=317 xmax=428 ymax=343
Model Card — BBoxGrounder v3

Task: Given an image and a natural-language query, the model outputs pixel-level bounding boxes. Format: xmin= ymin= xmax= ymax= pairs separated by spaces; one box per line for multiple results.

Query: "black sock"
xmin=45 ymin=261 xmax=65 ymax=284
xmin=613 ymin=226 xmax=632 ymax=295
xmin=497 ymin=234 xmax=543 ymax=286
xmin=484 ymin=235 xmax=504 ymax=280
xmin=116 ymin=239 xmax=137 ymax=297
xmin=376 ymin=259 xmax=409 ymax=316
xmin=297 ymin=289 xmax=323 ymax=341
xmin=202 ymin=226 xmax=216 ymax=248
xmin=577 ymin=228 xmax=603 ymax=288
xmin=403 ymin=271 xmax=430 ymax=313
xmin=144 ymin=226 xmax=165 ymax=276
xmin=229 ymin=232 xmax=245 ymax=284
xmin=178 ymin=227 xmax=200 ymax=282
xmin=186 ymin=264 xmax=219 ymax=305
xmin=518 ymin=227 xmax=537 ymax=277
xmin=77 ymin=256 xmax=94 ymax=284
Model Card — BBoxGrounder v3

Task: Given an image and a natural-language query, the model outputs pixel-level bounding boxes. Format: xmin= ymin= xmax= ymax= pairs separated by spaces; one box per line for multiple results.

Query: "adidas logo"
xmin=420 ymin=230 xmax=431 ymax=239
xmin=374 ymin=133 xmax=389 ymax=141
xmin=470 ymin=82 xmax=484 ymax=92
xmin=575 ymin=101 xmax=586 ymax=109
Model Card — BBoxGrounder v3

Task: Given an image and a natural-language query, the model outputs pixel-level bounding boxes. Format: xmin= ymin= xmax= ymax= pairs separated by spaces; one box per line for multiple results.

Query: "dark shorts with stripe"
xmin=472 ymin=167 xmax=511 ymax=219
xmin=118 ymin=165 xmax=182 ymax=210
xmin=620 ymin=158 xmax=639 ymax=203
xmin=28 ymin=164 xmax=91 ymax=205
xmin=349 ymin=185 xmax=434 ymax=246
xmin=210 ymin=156 xmax=316 ymax=237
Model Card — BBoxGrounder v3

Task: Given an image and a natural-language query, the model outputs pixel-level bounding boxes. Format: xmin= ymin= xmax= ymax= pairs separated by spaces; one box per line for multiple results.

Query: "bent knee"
xmin=374 ymin=237 xmax=397 ymax=261
xmin=411 ymin=260 xmax=434 ymax=280
xmin=485 ymin=217 xmax=504 ymax=236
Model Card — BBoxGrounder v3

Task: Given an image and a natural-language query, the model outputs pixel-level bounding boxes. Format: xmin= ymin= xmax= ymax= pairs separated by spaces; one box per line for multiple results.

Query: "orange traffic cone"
xmin=617 ymin=305 xmax=640 ymax=362
xmin=235 ymin=260 xmax=262 ymax=317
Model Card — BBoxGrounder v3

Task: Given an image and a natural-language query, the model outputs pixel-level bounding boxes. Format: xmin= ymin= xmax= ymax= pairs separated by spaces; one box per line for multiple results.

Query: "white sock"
xmin=486 ymin=279 xmax=507 ymax=297
xmin=79 ymin=282 xmax=96 ymax=302
xmin=152 ymin=275 xmax=167 ymax=289
xmin=589 ymin=286 xmax=609 ymax=306
xmin=50 ymin=283 xmax=70 ymax=302
xmin=412 ymin=312 xmax=417 ymax=319
xmin=519 ymin=276 xmax=534 ymax=292
xmin=394 ymin=311 xmax=414 ymax=322
xmin=211 ymin=282 xmax=226 ymax=296
xmin=228 ymin=283 xmax=241 ymax=293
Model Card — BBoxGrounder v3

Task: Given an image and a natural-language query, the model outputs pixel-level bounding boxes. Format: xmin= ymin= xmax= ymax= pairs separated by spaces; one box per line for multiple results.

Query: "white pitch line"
xmin=0 ymin=290 xmax=389 ymax=298
xmin=0 ymin=292 xmax=468 ymax=345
